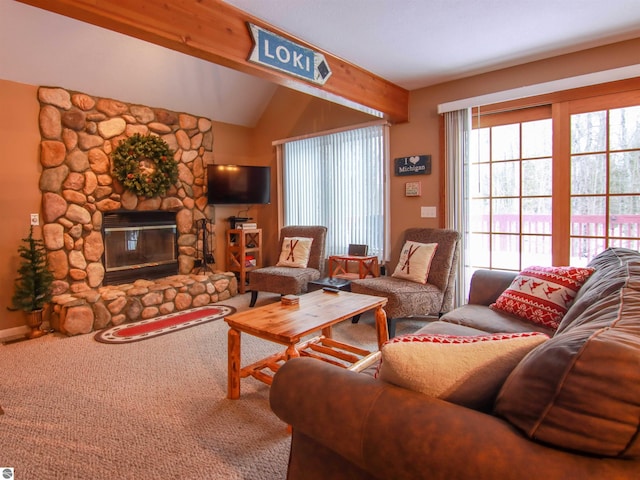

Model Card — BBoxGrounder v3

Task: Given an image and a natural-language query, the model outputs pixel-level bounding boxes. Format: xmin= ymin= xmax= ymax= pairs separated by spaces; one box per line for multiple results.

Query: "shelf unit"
xmin=226 ymin=228 xmax=262 ymax=293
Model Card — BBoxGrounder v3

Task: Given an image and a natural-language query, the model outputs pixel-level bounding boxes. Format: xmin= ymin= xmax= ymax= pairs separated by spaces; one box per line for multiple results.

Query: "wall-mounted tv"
xmin=207 ymin=164 xmax=271 ymax=205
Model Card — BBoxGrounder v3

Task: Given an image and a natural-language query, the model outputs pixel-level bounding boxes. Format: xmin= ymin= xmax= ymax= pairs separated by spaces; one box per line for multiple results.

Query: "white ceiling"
xmin=2 ymin=0 xmax=640 ymax=126
xmin=224 ymin=0 xmax=640 ymax=90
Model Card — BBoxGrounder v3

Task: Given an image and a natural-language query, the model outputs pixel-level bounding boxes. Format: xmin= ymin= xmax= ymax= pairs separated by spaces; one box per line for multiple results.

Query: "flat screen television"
xmin=207 ymin=164 xmax=271 ymax=205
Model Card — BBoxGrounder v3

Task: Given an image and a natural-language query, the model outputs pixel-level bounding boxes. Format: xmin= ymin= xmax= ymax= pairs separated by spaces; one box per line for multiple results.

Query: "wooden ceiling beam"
xmin=17 ymin=0 xmax=409 ymax=123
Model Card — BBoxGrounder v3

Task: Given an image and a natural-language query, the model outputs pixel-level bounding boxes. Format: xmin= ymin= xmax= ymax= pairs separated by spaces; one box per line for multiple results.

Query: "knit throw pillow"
xmin=276 ymin=237 xmax=313 ymax=268
xmin=391 ymin=241 xmax=437 ymax=284
xmin=491 ymin=266 xmax=596 ymax=330
xmin=376 ymin=332 xmax=549 ymax=410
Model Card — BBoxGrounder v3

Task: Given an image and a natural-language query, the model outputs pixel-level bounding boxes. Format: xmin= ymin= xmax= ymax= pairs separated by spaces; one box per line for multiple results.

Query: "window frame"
xmin=468 ymin=77 xmax=640 ymax=267
xmin=470 ymin=107 xmax=553 ymax=270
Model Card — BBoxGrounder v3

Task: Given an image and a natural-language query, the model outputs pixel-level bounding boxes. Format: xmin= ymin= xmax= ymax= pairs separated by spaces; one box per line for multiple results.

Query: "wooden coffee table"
xmin=225 ymin=289 xmax=388 ymax=399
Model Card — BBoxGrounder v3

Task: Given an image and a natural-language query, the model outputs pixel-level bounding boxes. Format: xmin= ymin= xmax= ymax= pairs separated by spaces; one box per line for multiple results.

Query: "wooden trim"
xmin=551 ymin=102 xmax=571 ymax=265
xmin=474 ymin=77 xmax=640 ymax=116
xmin=473 ymin=105 xmax=552 ymax=128
xmin=568 ymin=89 xmax=640 ymax=114
xmin=272 ymin=119 xmax=388 ymax=146
xmin=17 ymin=0 xmax=409 ymax=123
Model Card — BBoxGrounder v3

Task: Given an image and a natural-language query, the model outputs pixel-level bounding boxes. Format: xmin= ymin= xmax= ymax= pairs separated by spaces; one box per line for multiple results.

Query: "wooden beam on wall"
xmin=17 ymin=0 xmax=409 ymax=123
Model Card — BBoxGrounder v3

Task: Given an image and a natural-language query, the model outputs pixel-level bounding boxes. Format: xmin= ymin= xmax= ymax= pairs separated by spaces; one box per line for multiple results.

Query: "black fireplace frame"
xmin=102 ymin=210 xmax=179 ymax=285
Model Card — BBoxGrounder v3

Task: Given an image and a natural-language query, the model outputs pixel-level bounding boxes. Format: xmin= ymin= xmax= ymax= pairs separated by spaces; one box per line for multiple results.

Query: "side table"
xmin=329 ymin=255 xmax=380 ymax=280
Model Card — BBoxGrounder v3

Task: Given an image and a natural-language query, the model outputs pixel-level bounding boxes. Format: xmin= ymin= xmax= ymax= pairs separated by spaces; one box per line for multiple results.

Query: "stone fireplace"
xmin=37 ymin=85 xmax=215 ymax=294
xmin=35 ymin=87 xmax=237 ymax=335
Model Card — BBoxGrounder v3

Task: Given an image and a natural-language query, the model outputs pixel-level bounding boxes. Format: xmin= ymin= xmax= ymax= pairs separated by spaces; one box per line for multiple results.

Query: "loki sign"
xmin=247 ymin=23 xmax=332 ymax=85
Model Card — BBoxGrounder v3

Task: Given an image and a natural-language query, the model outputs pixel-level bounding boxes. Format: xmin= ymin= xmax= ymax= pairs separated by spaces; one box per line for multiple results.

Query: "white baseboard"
xmin=0 ymin=325 xmax=30 ymax=342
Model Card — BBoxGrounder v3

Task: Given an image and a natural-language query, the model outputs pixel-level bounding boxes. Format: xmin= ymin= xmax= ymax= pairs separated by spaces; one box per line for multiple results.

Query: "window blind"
xmin=283 ymin=125 xmax=385 ymax=259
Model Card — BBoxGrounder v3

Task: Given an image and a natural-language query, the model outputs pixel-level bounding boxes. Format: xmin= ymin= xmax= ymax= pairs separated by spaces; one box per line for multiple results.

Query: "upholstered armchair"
xmin=350 ymin=228 xmax=460 ymax=337
xmin=248 ymin=225 xmax=327 ymax=307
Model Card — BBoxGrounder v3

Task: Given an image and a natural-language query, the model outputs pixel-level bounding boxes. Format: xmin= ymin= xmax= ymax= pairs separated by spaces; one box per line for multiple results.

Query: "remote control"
xmin=323 ymin=287 xmax=340 ymax=294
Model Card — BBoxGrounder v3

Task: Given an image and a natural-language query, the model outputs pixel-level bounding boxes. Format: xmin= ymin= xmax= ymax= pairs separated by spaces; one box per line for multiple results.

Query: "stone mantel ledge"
xmin=49 ymin=272 xmax=238 ymax=336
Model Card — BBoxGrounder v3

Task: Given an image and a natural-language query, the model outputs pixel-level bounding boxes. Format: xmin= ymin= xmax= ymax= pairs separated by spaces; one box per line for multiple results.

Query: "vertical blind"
xmin=282 ymin=125 xmax=385 ymax=258
xmin=444 ymin=108 xmax=471 ymax=307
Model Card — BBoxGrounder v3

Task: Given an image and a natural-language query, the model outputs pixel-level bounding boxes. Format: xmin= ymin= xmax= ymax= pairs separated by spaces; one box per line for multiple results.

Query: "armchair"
xmin=350 ymin=228 xmax=460 ymax=336
xmin=248 ymin=225 xmax=327 ymax=307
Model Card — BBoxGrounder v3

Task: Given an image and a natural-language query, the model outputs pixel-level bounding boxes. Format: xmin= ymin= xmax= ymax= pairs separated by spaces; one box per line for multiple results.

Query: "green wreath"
xmin=111 ymin=133 xmax=178 ymax=198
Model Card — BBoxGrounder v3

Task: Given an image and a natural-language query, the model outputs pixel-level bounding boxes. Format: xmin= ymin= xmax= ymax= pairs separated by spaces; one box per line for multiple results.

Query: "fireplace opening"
xmin=102 ymin=211 xmax=178 ymax=285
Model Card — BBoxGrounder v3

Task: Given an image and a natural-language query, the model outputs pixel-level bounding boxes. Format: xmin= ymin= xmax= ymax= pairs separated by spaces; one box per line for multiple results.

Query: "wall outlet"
xmin=30 ymin=213 xmax=39 ymax=226
xmin=420 ymin=206 xmax=436 ymax=218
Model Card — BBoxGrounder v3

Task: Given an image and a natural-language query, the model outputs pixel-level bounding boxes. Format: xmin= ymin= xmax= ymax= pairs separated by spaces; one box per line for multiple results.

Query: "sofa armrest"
xmin=270 ymin=358 xmax=634 ymax=480
xmin=467 ymin=269 xmax=517 ymax=305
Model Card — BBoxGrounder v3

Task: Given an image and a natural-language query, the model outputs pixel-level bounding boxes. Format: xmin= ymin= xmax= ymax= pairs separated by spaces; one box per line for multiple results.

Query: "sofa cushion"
xmin=415 ymin=320 xmax=489 ymax=336
xmin=440 ymin=304 xmax=557 ymax=336
xmin=392 ymin=241 xmax=437 ymax=284
xmin=494 ymin=252 xmax=640 ymax=459
xmin=276 ymin=237 xmax=313 ymax=268
xmin=491 ymin=265 xmax=595 ymax=330
xmin=376 ymin=332 xmax=549 ymax=411
xmin=556 ymin=247 xmax=638 ymax=333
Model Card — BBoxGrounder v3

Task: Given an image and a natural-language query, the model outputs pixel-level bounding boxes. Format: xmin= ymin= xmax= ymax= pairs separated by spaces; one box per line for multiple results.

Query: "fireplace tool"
xmin=196 ymin=218 xmax=215 ymax=273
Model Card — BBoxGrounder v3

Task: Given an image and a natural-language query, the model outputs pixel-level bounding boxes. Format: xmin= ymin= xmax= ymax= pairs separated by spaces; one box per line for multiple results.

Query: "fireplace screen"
xmin=103 ymin=211 xmax=178 ymax=284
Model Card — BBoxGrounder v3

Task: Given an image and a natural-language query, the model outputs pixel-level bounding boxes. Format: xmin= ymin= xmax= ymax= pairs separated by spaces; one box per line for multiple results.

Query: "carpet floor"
xmin=0 ymin=292 xmax=424 ymax=480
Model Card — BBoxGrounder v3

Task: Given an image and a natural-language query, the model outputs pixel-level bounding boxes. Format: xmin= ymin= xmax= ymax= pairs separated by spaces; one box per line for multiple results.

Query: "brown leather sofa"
xmin=270 ymin=247 xmax=640 ymax=479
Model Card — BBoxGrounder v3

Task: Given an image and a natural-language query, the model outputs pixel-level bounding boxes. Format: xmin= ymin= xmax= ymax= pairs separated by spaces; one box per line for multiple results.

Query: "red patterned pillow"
xmin=491 ymin=266 xmax=595 ymax=330
xmin=376 ymin=332 xmax=549 ymax=410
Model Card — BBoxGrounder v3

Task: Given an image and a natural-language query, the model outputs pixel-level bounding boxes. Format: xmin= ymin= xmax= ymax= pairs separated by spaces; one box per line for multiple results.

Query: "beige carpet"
xmin=0 ymin=292 xmax=424 ymax=480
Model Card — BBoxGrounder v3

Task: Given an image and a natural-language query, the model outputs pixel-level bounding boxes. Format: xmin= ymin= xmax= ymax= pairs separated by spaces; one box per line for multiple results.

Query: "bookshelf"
xmin=226 ymin=228 xmax=262 ymax=293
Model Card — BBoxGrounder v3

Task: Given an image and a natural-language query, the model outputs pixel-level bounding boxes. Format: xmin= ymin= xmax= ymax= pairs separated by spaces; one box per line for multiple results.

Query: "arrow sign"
xmin=247 ymin=23 xmax=332 ymax=86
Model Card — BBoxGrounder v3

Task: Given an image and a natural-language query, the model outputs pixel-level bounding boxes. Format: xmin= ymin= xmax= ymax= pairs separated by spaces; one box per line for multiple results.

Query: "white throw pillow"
xmin=276 ymin=237 xmax=313 ymax=268
xmin=391 ymin=241 xmax=437 ymax=284
xmin=376 ymin=332 xmax=549 ymax=410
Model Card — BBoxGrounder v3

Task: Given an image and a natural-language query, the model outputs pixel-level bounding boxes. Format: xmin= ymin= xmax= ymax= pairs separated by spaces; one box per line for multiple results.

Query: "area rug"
xmin=94 ymin=305 xmax=236 ymax=344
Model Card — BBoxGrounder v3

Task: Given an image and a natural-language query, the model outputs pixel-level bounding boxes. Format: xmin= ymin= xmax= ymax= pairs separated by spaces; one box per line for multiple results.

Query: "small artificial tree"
xmin=10 ymin=226 xmax=54 ymax=313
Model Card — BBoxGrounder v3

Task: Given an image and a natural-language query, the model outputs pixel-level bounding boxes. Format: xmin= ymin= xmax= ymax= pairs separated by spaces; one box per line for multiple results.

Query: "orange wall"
xmin=247 ymin=37 xmax=640 ymax=271
xmin=208 ymin=89 xmax=376 ymax=268
xmin=0 ymin=80 xmax=372 ymax=333
xmin=207 ymin=120 xmax=261 ymax=270
xmin=248 ymin=88 xmax=377 ymax=264
xmin=0 ymin=80 xmax=42 ymax=331
xmin=245 ymin=37 xmax=640 ymax=270
xmin=1 ymin=37 xmax=639 ymax=333
xmin=385 ymin=37 xmax=640 ymax=267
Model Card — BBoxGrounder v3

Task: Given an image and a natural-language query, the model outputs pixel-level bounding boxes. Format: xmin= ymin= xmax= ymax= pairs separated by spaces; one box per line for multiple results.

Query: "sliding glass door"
xmin=469 ymin=109 xmax=553 ymax=271
xmin=466 ymin=88 xmax=640 ymax=277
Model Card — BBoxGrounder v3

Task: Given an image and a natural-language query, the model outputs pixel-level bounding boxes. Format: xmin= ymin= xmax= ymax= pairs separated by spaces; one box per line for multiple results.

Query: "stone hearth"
xmin=49 ymin=272 xmax=237 ymax=336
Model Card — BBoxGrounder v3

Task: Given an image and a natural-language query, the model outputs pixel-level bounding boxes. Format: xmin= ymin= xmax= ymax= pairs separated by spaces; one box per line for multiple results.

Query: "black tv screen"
xmin=207 ymin=165 xmax=271 ymax=205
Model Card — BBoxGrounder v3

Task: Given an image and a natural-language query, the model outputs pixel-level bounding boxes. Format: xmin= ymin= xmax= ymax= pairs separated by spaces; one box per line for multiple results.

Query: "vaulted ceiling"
xmin=2 ymin=0 xmax=640 ymax=126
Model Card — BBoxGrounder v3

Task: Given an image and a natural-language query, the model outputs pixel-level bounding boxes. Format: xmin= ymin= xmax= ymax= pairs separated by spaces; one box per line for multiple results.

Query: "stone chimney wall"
xmin=37 ymin=87 xmax=215 ymax=297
